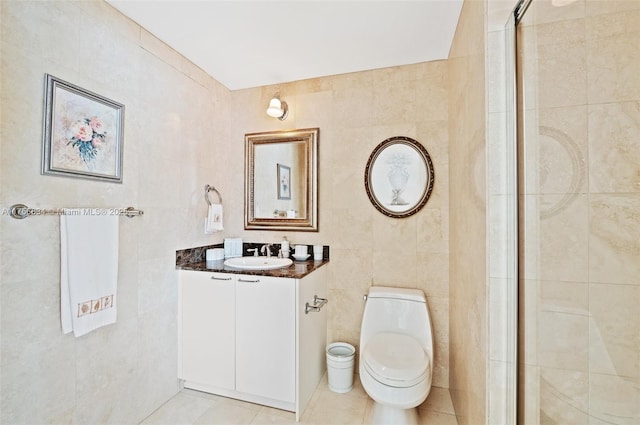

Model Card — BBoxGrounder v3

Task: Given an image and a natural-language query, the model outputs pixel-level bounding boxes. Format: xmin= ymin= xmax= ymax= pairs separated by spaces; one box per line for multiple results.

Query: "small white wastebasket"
xmin=326 ymin=342 xmax=356 ymax=393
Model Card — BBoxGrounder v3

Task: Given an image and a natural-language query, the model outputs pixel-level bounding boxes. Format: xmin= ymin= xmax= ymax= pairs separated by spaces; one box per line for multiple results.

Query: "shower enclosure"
xmin=514 ymin=0 xmax=640 ymax=423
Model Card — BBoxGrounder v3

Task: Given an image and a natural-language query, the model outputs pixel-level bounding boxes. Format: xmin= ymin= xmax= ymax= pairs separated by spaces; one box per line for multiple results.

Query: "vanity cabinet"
xmin=178 ymin=267 xmax=327 ymax=421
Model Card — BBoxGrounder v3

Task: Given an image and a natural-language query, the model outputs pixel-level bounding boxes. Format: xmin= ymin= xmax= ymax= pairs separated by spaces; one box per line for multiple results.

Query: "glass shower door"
xmin=516 ymin=0 xmax=640 ymax=423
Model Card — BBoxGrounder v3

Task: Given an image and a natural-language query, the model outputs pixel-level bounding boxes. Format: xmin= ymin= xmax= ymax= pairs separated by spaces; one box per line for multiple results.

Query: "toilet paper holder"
xmin=305 ymin=295 xmax=328 ymax=314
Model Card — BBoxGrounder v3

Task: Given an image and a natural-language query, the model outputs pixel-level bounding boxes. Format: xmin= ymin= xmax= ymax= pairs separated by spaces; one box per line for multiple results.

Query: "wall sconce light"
xmin=266 ymin=94 xmax=288 ymax=120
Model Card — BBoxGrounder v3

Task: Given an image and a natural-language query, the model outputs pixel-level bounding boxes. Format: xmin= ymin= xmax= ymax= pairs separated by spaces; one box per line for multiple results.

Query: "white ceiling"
xmin=106 ymin=1 xmax=464 ymax=91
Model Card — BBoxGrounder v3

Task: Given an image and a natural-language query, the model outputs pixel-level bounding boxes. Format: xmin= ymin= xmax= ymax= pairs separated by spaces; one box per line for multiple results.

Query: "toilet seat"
xmin=363 ymin=332 xmax=429 ymax=388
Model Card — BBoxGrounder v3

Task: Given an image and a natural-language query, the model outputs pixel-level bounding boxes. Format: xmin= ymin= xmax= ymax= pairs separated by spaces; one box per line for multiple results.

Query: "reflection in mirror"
xmin=254 ymin=142 xmax=306 ymax=218
xmin=245 ymin=128 xmax=318 ymax=231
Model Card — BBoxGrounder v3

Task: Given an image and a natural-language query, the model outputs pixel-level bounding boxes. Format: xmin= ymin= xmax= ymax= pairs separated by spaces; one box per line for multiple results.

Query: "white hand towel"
xmin=204 ymin=203 xmax=224 ymax=234
xmin=60 ymin=211 xmax=119 ymax=337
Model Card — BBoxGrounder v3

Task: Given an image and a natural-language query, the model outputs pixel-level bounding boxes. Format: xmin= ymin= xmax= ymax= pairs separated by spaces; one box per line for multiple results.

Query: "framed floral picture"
xmin=277 ymin=163 xmax=291 ymax=200
xmin=42 ymin=74 xmax=124 ymax=183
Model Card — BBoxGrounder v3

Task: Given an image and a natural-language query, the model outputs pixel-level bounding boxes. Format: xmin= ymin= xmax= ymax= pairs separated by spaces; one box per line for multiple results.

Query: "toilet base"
xmin=368 ymin=401 xmax=419 ymax=425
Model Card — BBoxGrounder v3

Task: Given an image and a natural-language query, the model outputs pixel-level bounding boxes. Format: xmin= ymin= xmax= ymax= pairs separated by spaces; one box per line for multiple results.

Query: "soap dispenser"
xmin=280 ymin=236 xmax=290 ymax=258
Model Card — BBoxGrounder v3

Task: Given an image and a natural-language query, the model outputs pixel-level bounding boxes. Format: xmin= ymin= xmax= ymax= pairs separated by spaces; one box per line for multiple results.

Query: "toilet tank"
xmin=360 ymin=286 xmax=433 ymax=355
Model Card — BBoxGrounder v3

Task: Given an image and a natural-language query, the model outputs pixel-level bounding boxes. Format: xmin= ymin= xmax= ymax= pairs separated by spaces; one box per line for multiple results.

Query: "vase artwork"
xmin=387 ymin=153 xmax=411 ymax=205
xmin=364 ymin=136 xmax=434 ymax=218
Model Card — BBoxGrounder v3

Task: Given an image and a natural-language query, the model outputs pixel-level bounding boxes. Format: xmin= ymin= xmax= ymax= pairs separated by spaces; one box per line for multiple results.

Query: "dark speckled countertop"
xmin=176 ymin=258 xmax=329 ymax=279
xmin=176 ymin=243 xmax=329 ymax=279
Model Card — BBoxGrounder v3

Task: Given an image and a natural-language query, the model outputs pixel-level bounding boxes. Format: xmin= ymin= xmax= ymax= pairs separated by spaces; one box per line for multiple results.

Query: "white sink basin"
xmin=224 ymin=256 xmax=293 ymax=270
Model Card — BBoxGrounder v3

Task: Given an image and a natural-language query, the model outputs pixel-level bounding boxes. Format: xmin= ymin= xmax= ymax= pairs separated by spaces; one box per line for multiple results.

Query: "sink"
xmin=224 ymin=256 xmax=293 ymax=270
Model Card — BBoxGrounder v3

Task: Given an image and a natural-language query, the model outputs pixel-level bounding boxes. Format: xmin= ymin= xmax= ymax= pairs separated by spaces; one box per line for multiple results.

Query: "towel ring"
xmin=204 ymin=184 xmax=222 ymax=205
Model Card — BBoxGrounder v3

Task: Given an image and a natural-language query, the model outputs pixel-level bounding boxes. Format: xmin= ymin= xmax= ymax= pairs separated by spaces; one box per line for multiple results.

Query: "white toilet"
xmin=359 ymin=286 xmax=433 ymax=425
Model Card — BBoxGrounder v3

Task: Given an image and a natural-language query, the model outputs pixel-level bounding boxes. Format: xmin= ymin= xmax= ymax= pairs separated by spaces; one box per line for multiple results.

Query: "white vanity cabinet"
xmin=178 ymin=266 xmax=327 ymax=421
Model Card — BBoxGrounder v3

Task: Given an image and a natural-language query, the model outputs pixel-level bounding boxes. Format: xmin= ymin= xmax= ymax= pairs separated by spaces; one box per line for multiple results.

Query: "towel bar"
xmin=305 ymin=295 xmax=328 ymax=314
xmin=8 ymin=204 xmax=144 ymax=219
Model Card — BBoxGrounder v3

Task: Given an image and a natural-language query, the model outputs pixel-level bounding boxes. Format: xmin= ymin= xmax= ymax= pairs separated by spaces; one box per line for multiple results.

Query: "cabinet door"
xmin=236 ymin=275 xmax=295 ymax=403
xmin=180 ymin=271 xmax=235 ymax=390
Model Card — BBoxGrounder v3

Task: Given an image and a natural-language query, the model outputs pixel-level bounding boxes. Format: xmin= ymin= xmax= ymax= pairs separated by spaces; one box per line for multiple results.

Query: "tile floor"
xmin=140 ymin=374 xmax=458 ymax=425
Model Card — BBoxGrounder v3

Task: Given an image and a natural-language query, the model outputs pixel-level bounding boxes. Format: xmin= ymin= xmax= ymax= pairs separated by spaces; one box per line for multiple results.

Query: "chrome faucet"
xmin=260 ymin=244 xmax=273 ymax=257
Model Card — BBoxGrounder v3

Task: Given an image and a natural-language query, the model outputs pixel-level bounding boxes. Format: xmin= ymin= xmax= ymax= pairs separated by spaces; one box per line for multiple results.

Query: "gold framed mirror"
xmin=245 ymin=128 xmax=319 ymax=231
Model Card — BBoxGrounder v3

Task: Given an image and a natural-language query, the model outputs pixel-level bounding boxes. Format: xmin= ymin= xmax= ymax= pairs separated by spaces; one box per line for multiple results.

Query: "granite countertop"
xmin=176 ymin=243 xmax=330 ymax=279
xmin=176 ymin=257 xmax=329 ymax=279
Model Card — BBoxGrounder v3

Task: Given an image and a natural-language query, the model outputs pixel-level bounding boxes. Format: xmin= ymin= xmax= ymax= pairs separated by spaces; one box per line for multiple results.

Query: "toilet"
xmin=359 ymin=286 xmax=433 ymax=425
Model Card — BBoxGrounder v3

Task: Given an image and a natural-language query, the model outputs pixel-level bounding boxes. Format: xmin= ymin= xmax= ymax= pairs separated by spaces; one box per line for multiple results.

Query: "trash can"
xmin=326 ymin=342 xmax=356 ymax=393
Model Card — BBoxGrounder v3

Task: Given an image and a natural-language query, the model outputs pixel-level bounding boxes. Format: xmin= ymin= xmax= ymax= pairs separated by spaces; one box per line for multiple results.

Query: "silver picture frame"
xmin=42 ymin=74 xmax=125 ymax=183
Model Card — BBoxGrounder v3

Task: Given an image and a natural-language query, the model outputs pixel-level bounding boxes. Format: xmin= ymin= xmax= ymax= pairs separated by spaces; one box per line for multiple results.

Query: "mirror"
xmin=245 ymin=128 xmax=319 ymax=231
xmin=364 ymin=136 xmax=434 ymax=218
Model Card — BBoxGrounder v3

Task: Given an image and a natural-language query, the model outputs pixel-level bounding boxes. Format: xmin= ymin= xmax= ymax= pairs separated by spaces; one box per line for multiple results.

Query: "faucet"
xmin=260 ymin=244 xmax=273 ymax=257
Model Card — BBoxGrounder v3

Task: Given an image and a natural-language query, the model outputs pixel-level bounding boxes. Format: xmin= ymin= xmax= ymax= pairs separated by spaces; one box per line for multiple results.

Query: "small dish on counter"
xmin=292 ymin=254 xmax=310 ymax=261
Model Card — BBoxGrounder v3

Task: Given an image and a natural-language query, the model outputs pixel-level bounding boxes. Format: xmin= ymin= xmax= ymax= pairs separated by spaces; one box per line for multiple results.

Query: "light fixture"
xmin=266 ymin=93 xmax=288 ymax=120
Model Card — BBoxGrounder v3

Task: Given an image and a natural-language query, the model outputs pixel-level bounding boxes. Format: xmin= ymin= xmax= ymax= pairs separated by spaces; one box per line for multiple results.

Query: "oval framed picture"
xmin=364 ymin=136 xmax=435 ymax=218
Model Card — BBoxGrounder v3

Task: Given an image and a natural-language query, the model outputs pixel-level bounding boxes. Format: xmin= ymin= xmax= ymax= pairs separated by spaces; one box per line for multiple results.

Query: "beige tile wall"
xmin=518 ymin=1 xmax=640 ymax=423
xmin=447 ymin=0 xmax=489 ymax=424
xmin=0 ymin=1 xmax=230 ymax=423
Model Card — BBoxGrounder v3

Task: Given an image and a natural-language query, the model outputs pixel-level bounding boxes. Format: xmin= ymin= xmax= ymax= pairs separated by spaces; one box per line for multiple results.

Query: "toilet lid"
xmin=363 ymin=332 xmax=429 ymax=388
